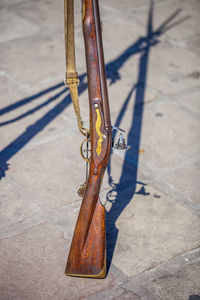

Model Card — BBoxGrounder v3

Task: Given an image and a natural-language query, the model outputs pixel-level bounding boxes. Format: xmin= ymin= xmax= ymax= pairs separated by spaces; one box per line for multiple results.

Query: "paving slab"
xmin=0 ymin=223 xmax=122 ymax=300
xmin=132 ymin=0 xmax=200 ymax=41
xmin=139 ymin=99 xmax=200 ymax=171
xmin=161 ymin=160 xmax=200 ymax=206
xmin=0 ymin=72 xmax=26 ymax=108
xmin=0 ymin=132 xmax=85 ymax=207
xmin=84 ymin=287 xmax=141 ymax=300
xmin=147 ymin=44 xmax=200 ymax=95
xmin=10 ymin=0 xmax=64 ymax=33
xmin=0 ymin=32 xmax=65 ymax=87
xmin=0 ymin=177 xmax=46 ymax=239
xmin=172 ymin=88 xmax=200 ymax=116
xmin=106 ymin=94 xmax=200 ymax=179
xmin=104 ymin=184 xmax=200 ymax=277
xmin=122 ymin=248 xmax=200 ymax=300
xmin=185 ymin=35 xmax=200 ymax=57
xmin=0 ymin=0 xmax=26 ymax=7
xmin=0 ymin=86 xmax=68 ymax=145
xmin=101 ymin=0 xmax=179 ymax=17
xmin=0 ymin=10 xmax=39 ymax=43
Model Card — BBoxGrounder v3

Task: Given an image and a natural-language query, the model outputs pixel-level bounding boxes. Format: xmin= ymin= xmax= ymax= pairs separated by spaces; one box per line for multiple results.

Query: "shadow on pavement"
xmin=105 ymin=0 xmax=188 ymax=272
xmin=0 ymin=0 xmax=189 ymax=275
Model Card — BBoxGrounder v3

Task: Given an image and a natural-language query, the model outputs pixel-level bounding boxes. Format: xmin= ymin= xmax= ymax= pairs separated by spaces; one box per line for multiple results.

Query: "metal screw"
xmin=94 ymin=103 xmax=98 ymax=108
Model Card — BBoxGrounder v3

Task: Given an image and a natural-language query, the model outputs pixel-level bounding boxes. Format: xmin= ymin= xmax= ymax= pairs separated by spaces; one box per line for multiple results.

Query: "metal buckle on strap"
xmin=64 ymin=72 xmax=80 ymax=87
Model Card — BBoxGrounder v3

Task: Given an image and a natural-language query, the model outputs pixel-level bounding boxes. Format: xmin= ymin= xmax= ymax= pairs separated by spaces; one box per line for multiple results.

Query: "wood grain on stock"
xmin=65 ymin=175 xmax=106 ymax=278
xmin=65 ymin=0 xmax=112 ymax=278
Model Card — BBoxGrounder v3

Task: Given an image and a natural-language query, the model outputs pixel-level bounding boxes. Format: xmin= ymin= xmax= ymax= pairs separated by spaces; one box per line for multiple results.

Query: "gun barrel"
xmin=83 ymin=0 xmax=111 ymax=130
xmin=93 ymin=0 xmax=111 ymax=129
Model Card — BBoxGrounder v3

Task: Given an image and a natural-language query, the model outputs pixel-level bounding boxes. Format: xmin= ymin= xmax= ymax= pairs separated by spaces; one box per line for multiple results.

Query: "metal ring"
xmin=80 ymin=138 xmax=91 ymax=162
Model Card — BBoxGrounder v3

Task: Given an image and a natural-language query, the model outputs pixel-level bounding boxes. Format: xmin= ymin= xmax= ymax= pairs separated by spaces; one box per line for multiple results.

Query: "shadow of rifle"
xmin=0 ymin=5 xmax=189 ymax=273
xmin=105 ymin=0 xmax=189 ymax=271
xmin=0 ymin=75 xmax=88 ymax=179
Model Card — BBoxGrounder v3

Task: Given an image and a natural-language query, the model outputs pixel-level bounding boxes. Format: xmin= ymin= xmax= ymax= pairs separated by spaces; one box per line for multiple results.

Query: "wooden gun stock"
xmin=65 ymin=0 xmax=112 ymax=278
xmin=66 ymin=174 xmax=106 ymax=278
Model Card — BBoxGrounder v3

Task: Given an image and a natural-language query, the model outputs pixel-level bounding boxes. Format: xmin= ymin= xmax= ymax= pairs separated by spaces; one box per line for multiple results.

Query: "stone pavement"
xmin=0 ymin=0 xmax=200 ymax=299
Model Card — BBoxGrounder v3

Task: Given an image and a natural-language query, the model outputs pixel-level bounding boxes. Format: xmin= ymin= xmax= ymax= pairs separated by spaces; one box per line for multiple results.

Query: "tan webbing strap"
xmin=64 ymin=0 xmax=88 ymax=136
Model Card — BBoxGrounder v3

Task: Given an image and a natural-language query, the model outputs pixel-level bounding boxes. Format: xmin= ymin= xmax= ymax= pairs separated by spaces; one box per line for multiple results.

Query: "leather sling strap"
xmin=64 ymin=0 xmax=88 ymax=136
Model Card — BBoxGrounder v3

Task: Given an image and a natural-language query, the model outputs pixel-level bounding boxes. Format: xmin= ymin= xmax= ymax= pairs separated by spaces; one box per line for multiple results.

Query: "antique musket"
xmin=64 ymin=0 xmax=112 ymax=278
xmin=64 ymin=0 xmax=128 ymax=278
